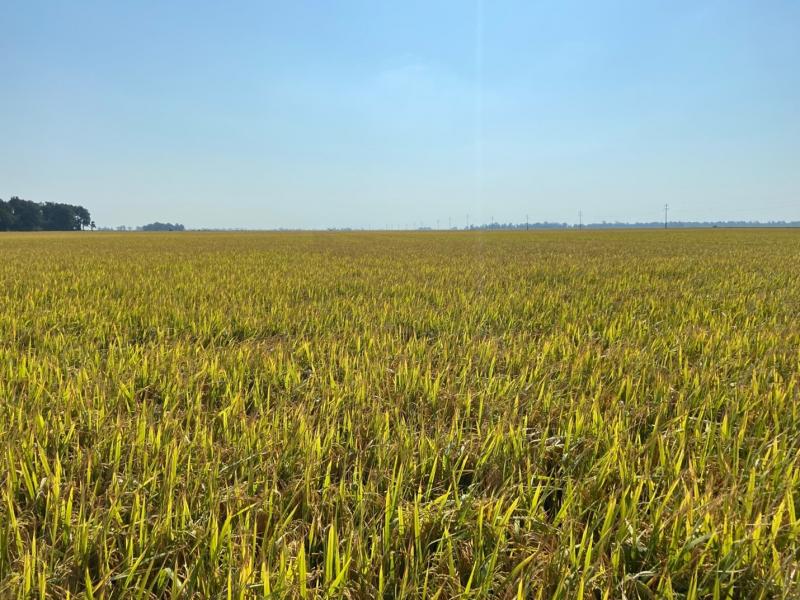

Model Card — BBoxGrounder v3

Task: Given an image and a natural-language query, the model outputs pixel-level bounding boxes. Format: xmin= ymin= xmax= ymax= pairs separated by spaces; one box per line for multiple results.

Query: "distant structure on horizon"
xmin=461 ymin=220 xmax=800 ymax=231
xmin=94 ymin=220 xmax=800 ymax=232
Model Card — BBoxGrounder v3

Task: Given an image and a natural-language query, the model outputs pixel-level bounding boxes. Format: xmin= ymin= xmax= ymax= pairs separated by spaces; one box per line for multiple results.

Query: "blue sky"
xmin=1 ymin=1 xmax=798 ymax=228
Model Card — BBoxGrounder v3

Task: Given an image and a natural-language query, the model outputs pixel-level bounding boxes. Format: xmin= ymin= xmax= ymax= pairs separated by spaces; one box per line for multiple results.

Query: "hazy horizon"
xmin=2 ymin=1 xmax=798 ymax=229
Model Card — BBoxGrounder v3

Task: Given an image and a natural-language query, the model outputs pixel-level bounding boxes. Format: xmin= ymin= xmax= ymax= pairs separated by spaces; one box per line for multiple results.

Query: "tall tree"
xmin=74 ymin=206 xmax=91 ymax=230
xmin=7 ymin=197 xmax=42 ymax=230
xmin=0 ymin=199 xmax=16 ymax=230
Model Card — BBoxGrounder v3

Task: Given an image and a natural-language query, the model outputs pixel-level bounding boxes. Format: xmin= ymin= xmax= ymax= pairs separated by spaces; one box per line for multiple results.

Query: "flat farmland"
xmin=1 ymin=230 xmax=799 ymax=598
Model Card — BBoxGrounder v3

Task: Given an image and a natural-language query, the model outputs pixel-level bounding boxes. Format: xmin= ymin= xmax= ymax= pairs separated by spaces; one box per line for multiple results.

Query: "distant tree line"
xmin=94 ymin=223 xmax=187 ymax=232
xmin=0 ymin=196 xmax=93 ymax=231
xmin=140 ymin=222 xmax=185 ymax=231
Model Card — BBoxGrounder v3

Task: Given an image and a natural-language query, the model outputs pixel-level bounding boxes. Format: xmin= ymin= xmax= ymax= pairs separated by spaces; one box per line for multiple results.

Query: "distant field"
xmin=1 ymin=230 xmax=799 ymax=598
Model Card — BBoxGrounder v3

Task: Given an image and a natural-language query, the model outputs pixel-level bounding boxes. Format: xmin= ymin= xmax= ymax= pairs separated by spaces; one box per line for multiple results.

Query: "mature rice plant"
xmin=1 ymin=230 xmax=799 ymax=598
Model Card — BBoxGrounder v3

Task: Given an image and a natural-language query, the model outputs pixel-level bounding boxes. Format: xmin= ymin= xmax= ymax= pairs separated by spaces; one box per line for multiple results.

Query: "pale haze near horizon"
xmin=1 ymin=1 xmax=798 ymax=230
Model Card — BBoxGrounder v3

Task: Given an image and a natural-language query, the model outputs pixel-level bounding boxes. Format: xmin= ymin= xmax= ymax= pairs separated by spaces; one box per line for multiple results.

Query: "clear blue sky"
xmin=2 ymin=1 xmax=798 ymax=228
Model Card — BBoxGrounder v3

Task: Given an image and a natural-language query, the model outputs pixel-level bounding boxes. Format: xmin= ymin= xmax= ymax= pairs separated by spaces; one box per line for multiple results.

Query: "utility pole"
xmin=579 ymin=210 xmax=582 ymax=230
xmin=466 ymin=214 xmax=469 ymax=230
xmin=526 ymin=214 xmax=529 ymax=232
xmin=664 ymin=204 xmax=669 ymax=229
xmin=491 ymin=215 xmax=494 ymax=230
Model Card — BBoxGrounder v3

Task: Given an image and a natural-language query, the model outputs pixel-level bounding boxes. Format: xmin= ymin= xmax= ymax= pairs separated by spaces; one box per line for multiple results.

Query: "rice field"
xmin=1 ymin=230 xmax=799 ymax=598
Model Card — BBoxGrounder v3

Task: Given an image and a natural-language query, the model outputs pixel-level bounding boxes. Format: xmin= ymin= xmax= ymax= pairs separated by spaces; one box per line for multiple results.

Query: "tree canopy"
xmin=140 ymin=222 xmax=185 ymax=231
xmin=0 ymin=197 xmax=92 ymax=231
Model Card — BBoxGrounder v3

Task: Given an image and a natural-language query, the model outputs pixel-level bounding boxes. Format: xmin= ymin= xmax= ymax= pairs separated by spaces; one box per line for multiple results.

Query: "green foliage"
xmin=140 ymin=223 xmax=185 ymax=232
xmin=1 ymin=230 xmax=799 ymax=598
xmin=0 ymin=197 xmax=91 ymax=231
